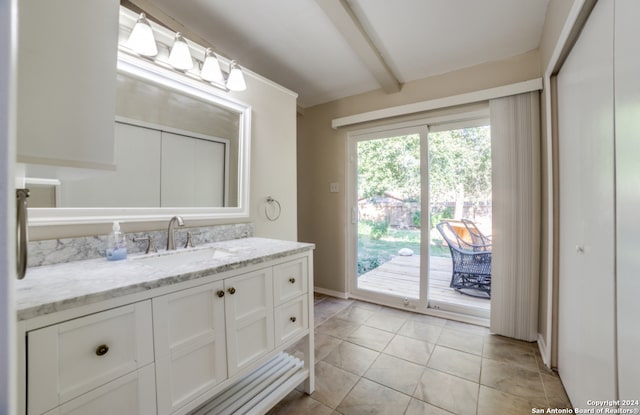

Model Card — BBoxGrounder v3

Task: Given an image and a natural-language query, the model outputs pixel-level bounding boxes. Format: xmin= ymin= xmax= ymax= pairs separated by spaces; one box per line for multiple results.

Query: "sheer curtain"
xmin=489 ymin=92 xmax=541 ymax=342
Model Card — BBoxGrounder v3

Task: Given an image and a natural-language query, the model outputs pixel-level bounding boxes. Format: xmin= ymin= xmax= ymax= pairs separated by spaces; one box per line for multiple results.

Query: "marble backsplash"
xmin=28 ymin=223 xmax=254 ymax=267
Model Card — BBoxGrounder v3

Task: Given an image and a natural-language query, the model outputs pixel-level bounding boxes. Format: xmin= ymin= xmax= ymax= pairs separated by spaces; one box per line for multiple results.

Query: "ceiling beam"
xmin=315 ymin=0 xmax=401 ymax=94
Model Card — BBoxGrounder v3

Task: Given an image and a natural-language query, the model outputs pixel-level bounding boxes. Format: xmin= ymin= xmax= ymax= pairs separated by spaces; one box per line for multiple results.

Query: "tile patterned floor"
xmin=267 ymin=294 xmax=571 ymax=415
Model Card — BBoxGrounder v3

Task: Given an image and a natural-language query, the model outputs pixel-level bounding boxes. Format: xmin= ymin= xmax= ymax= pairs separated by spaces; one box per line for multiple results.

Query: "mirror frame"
xmin=28 ymin=51 xmax=252 ymax=226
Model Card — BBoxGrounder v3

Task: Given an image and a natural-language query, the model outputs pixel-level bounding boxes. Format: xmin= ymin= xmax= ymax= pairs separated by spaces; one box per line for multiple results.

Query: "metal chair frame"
xmin=461 ymin=218 xmax=492 ymax=250
xmin=436 ymin=222 xmax=492 ymax=298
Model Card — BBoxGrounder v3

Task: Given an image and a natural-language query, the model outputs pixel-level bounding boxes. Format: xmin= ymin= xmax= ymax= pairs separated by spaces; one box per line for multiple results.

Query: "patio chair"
xmin=436 ymin=222 xmax=491 ymax=298
xmin=461 ymin=218 xmax=492 ymax=251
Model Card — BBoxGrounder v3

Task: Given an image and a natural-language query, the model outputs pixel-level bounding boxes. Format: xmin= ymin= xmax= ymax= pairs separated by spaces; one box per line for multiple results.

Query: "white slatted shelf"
xmin=191 ymin=353 xmax=307 ymax=415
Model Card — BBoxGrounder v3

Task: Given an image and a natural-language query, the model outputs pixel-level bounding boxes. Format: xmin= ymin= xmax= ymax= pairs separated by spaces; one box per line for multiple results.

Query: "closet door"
xmin=614 ymin=0 xmax=640 ymax=399
xmin=557 ymin=0 xmax=616 ymax=406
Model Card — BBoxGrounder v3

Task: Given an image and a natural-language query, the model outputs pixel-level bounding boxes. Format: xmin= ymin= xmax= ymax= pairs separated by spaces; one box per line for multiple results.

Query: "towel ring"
xmin=265 ymin=196 xmax=281 ymax=221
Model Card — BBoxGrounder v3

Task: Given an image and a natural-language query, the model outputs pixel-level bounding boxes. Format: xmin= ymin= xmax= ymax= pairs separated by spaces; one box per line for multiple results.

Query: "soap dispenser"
xmin=106 ymin=221 xmax=128 ymax=261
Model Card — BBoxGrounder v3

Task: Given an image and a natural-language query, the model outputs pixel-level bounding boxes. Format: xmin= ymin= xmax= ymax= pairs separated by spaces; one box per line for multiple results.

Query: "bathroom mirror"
xmin=26 ymin=52 xmax=251 ymax=226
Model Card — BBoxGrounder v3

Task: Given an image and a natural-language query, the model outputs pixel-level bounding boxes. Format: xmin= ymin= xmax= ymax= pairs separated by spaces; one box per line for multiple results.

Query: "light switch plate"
xmin=330 ymin=182 xmax=339 ymax=193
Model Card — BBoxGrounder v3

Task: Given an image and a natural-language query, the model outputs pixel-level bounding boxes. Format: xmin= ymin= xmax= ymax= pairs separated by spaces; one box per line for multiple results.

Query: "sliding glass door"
xmin=347 ymin=118 xmax=491 ymax=319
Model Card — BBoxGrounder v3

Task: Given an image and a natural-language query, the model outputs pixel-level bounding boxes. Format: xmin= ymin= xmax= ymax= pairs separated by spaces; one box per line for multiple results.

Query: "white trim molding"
xmin=332 ymin=78 xmax=542 ymax=129
xmin=313 ymin=287 xmax=349 ymax=300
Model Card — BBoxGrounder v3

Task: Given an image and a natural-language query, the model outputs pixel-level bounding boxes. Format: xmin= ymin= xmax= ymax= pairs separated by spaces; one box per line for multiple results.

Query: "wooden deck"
xmin=357 ymin=254 xmax=490 ymax=311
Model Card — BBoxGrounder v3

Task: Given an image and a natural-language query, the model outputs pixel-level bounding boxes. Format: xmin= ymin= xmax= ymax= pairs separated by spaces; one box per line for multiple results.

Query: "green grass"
xmin=357 ymin=222 xmax=450 ymax=275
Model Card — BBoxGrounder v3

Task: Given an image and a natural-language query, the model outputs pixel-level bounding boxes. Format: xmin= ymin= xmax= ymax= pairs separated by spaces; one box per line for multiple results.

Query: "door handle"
xmin=351 ymin=206 xmax=358 ymax=224
xmin=16 ymin=189 xmax=30 ymax=280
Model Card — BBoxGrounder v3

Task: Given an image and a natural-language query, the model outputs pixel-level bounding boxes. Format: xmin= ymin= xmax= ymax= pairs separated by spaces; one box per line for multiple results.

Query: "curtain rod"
xmin=332 ymin=78 xmax=543 ymax=129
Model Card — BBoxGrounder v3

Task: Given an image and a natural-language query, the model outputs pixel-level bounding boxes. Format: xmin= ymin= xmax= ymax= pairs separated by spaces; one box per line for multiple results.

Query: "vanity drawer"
xmin=274 ymin=295 xmax=308 ymax=346
xmin=41 ymin=364 xmax=156 ymax=415
xmin=273 ymin=258 xmax=308 ymax=305
xmin=28 ymin=301 xmax=154 ymax=415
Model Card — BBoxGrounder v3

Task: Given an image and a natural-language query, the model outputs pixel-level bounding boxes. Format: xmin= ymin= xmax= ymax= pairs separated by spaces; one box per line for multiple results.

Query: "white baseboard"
xmin=313 ymin=287 xmax=349 ymax=299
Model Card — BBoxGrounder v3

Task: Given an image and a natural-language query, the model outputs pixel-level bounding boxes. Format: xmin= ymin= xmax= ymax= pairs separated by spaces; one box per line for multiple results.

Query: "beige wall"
xmin=298 ymin=50 xmax=541 ymax=293
xmin=28 ymin=72 xmax=299 ymax=242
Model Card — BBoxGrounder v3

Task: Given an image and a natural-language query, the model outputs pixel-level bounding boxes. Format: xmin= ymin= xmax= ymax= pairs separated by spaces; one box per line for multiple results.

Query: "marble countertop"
xmin=16 ymin=237 xmax=314 ymax=321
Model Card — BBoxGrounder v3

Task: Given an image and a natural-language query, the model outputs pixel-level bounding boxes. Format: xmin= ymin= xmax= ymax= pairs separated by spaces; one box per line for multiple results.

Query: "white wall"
xmin=237 ymin=74 xmax=298 ymax=241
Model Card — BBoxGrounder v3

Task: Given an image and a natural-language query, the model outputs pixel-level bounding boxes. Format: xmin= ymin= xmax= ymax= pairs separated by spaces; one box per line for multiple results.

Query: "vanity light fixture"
xmin=200 ymin=48 xmax=224 ymax=84
xmin=119 ymin=6 xmax=248 ymax=92
xmin=126 ymin=13 xmax=158 ymax=57
xmin=226 ymin=61 xmax=247 ymax=91
xmin=168 ymin=32 xmax=193 ymax=70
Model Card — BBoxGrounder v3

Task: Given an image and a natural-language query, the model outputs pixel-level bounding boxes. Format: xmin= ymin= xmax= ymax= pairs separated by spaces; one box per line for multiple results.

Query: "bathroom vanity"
xmin=16 ymin=237 xmax=314 ymax=415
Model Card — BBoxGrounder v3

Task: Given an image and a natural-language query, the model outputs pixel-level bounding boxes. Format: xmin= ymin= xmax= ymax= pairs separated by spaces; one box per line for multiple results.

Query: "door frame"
xmin=1 ymin=0 xmax=18 ymax=413
xmin=345 ymin=110 xmax=491 ymax=320
xmin=346 ymin=124 xmax=430 ymax=310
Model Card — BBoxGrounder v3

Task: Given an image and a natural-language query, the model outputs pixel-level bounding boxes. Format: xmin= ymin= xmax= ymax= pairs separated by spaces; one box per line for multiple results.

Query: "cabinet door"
xmin=153 ymin=281 xmax=227 ymax=415
xmin=557 ymin=0 xmax=617 ymax=406
xmin=17 ymin=0 xmax=118 ymax=170
xmin=225 ymin=268 xmax=274 ymax=376
xmin=42 ymin=365 xmax=156 ymax=415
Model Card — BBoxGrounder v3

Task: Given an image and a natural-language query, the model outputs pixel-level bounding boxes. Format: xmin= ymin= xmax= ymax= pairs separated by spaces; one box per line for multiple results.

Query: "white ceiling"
xmin=141 ymin=0 xmax=549 ymax=108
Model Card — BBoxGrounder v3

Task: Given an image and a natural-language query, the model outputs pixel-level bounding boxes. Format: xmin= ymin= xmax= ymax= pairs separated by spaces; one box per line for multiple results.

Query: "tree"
xmin=357 ymin=134 xmax=421 ymax=201
xmin=428 ymin=126 xmax=491 ymax=216
xmin=356 ymin=126 xmax=491 ymax=218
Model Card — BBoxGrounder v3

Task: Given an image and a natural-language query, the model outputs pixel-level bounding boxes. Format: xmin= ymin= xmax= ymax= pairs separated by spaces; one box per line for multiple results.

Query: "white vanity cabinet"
xmin=152 ymin=269 xmax=277 ymax=415
xmin=27 ymin=302 xmax=155 ymax=415
xmin=153 ymin=281 xmax=227 ymax=415
xmin=21 ymin=248 xmax=314 ymax=415
xmin=153 ymin=259 xmax=308 ymax=415
xmin=17 ymin=0 xmax=119 ymax=170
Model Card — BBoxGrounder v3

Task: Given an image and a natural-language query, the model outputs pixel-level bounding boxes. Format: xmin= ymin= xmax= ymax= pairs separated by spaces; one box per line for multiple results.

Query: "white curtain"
xmin=489 ymin=92 xmax=541 ymax=342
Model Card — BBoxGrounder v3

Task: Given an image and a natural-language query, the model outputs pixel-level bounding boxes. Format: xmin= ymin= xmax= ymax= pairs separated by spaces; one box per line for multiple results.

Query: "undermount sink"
xmin=132 ymin=246 xmax=236 ymax=268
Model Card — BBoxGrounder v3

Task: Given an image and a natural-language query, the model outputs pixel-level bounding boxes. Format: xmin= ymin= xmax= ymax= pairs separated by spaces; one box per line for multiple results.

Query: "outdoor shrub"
xmin=357 ymin=257 xmax=380 ymax=275
xmin=369 ymin=219 xmax=390 ymax=240
xmin=412 ymin=210 xmax=421 ymax=228
xmin=430 ymin=206 xmax=454 ymax=229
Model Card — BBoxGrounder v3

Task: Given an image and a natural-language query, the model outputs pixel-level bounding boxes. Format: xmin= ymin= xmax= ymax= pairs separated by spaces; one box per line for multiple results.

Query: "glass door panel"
xmin=427 ymin=125 xmax=491 ymax=317
xmin=353 ymin=131 xmax=425 ymax=305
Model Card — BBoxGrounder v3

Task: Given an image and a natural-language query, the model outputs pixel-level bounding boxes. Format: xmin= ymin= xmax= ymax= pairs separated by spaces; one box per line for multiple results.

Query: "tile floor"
xmin=268 ymin=294 xmax=571 ymax=415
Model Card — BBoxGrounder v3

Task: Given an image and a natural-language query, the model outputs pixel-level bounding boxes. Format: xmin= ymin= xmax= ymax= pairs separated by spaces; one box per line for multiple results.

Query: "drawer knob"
xmin=288 ymin=277 xmax=296 ymax=284
xmin=95 ymin=344 xmax=109 ymax=357
xmin=290 ymin=316 xmax=297 ymax=323
xmin=228 ymin=287 xmax=236 ymax=295
xmin=216 ymin=290 xmax=225 ymax=298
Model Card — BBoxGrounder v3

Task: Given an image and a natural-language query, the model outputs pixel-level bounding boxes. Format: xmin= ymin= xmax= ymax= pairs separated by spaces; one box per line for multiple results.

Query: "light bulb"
xmin=201 ymin=48 xmax=224 ymax=83
xmin=168 ymin=32 xmax=193 ymax=70
xmin=127 ymin=13 xmax=157 ymax=57
xmin=226 ymin=61 xmax=246 ymax=91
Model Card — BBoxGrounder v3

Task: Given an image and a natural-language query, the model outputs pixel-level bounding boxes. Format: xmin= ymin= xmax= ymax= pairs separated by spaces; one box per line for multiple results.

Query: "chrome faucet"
xmin=166 ymin=216 xmax=185 ymax=250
